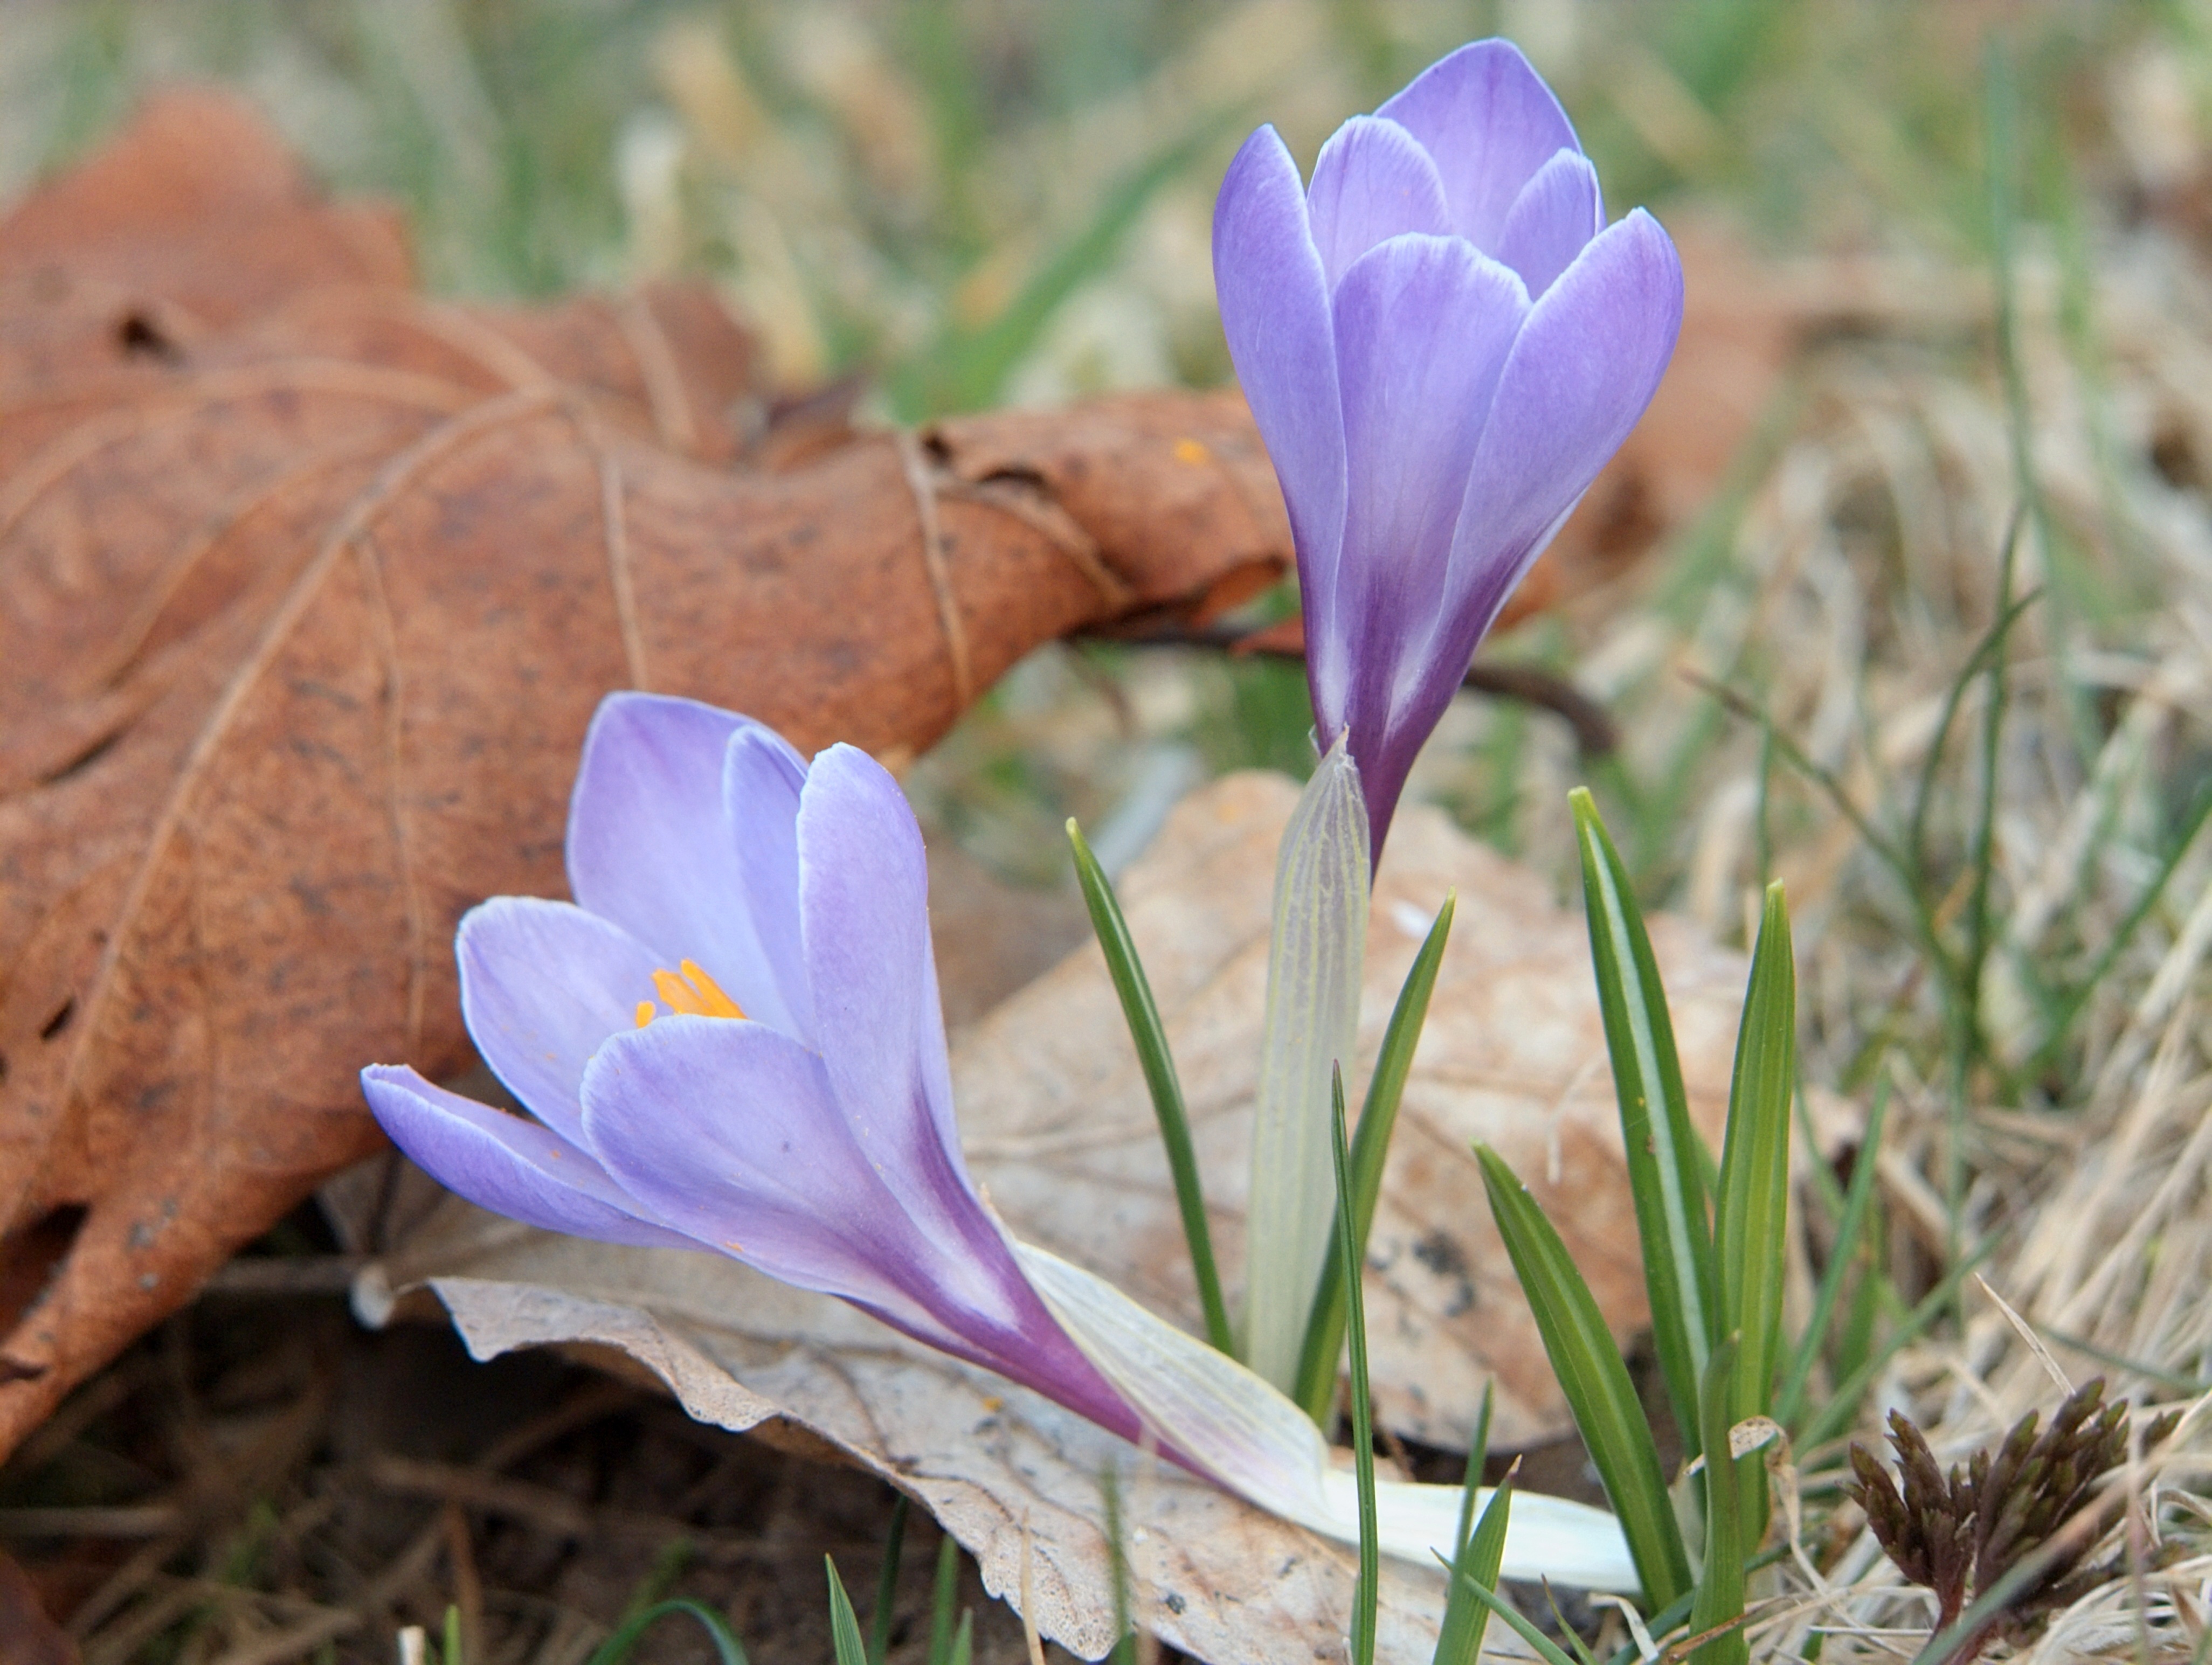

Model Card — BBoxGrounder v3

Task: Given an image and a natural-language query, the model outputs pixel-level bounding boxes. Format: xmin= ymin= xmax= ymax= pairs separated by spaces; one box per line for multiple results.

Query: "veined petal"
xmin=565 ymin=693 xmax=802 ymax=1036
xmin=1494 ymin=149 xmax=1602 ymax=298
xmin=1305 ymin=116 xmax=1450 ymax=291
xmin=580 ymin=1014 xmax=979 ymax=1342
xmin=458 ymin=896 xmax=662 ymax=1147
xmin=1376 ymin=39 xmax=1581 ymax=251
xmin=362 ymin=1065 xmax=693 ymax=1250
xmin=722 ymin=724 xmax=814 ymax=1040
xmin=1439 ymin=210 xmax=1681 ymax=653
xmin=1213 ymin=126 xmax=1349 ymax=717
xmin=794 ymin=746 xmax=977 ymax=1220
xmin=1329 ymin=233 xmax=1527 ymax=810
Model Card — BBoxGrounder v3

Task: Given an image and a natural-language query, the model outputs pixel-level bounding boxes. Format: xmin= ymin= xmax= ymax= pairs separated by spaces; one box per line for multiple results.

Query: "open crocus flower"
xmin=362 ymin=692 xmax=1639 ymax=1592
xmin=1213 ymin=38 xmax=1683 ymax=859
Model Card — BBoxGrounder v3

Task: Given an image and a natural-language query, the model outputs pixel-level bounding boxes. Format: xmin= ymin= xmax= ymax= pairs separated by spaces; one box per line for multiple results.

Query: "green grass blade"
xmin=1292 ymin=892 xmax=1457 ymax=1423
xmin=587 ymin=1600 xmax=751 ymax=1665
xmin=1432 ymin=1450 xmax=1508 ymax=1665
xmin=444 ymin=1606 xmax=464 ymax=1665
xmin=928 ymin=1534 xmax=960 ymax=1665
xmin=1712 ymin=882 xmax=1793 ymax=1536
xmin=1452 ymin=1380 xmax=1495 ymax=1561
xmin=1103 ymin=1465 xmax=1135 ymax=1665
xmin=1445 ymin=1555 xmax=1581 ymax=1665
xmin=1798 ymin=1236 xmax=1998 ymax=1455
xmin=1570 ymin=788 xmax=1718 ymax=1455
xmin=1332 ymin=1066 xmax=1380 ymax=1665
xmin=1775 ymin=1082 xmax=1889 ymax=1431
xmin=948 ymin=1611 xmax=973 ymax=1665
xmin=1686 ymin=1337 xmax=1748 ymax=1665
xmin=826 ymin=1558 xmax=869 ymax=1665
xmin=868 ymin=1494 xmax=908 ymax=1665
xmin=1475 ymin=1144 xmax=1691 ymax=1607
xmin=1067 ymin=818 xmax=1234 ymax=1354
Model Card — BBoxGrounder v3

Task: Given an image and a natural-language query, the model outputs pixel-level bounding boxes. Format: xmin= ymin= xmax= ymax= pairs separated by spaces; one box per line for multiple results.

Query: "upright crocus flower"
xmin=361 ymin=692 xmax=1640 ymax=1593
xmin=1213 ymin=38 xmax=1683 ymax=859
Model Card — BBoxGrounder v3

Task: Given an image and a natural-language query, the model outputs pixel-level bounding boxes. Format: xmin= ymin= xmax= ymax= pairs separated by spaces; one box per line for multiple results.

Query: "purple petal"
xmin=1442 ymin=210 xmax=1681 ymax=633
xmin=362 ymin=1065 xmax=695 ymax=1250
xmin=722 ymin=724 xmax=815 ymax=1041
xmin=1213 ymin=125 xmax=1346 ymax=647
xmin=794 ymin=747 xmax=975 ymax=1212
xmin=1494 ymin=150 xmax=1602 ymax=298
xmin=1376 ymin=40 xmax=1581 ymax=251
xmin=458 ymin=896 xmax=663 ymax=1147
xmin=1327 ymin=234 xmax=1527 ymax=792
xmin=1305 ymin=116 xmax=1451 ymax=290
xmin=565 ymin=693 xmax=803 ymax=1036
xmin=580 ymin=1015 xmax=1017 ymax=1355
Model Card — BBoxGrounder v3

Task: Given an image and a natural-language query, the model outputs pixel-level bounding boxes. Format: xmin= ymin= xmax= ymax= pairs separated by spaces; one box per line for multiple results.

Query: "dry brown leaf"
xmin=0 ymin=92 xmax=1290 ymax=1456
xmin=353 ymin=770 xmax=1747 ymax=1660
xmin=0 ymin=1548 xmax=76 ymax=1665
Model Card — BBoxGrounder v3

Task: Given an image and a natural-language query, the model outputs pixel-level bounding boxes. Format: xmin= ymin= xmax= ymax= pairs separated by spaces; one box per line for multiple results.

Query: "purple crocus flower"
xmin=1213 ymin=38 xmax=1683 ymax=858
xmin=360 ymin=692 xmax=1143 ymax=1446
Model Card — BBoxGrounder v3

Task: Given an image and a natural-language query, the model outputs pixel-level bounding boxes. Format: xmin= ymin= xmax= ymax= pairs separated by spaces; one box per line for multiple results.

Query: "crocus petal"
xmin=794 ymin=746 xmax=978 ymax=1225
xmin=363 ymin=1064 xmax=695 ymax=1250
xmin=1439 ymin=209 xmax=1682 ymax=647
xmin=458 ymin=896 xmax=665 ymax=1147
xmin=583 ymin=1015 xmax=1054 ymax=1380
xmin=1304 ymin=115 xmax=1451 ymax=290
xmin=1328 ymin=233 xmax=1528 ymax=774
xmin=565 ymin=693 xmax=803 ymax=1035
xmin=1213 ymin=124 xmax=1348 ymax=706
xmin=722 ymin=724 xmax=815 ymax=1040
xmin=1493 ymin=149 xmax=1602 ymax=297
xmin=1375 ymin=39 xmax=1580 ymax=251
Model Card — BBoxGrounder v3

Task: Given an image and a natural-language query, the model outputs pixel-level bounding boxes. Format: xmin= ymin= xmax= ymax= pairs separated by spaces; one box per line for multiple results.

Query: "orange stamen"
xmin=647 ymin=960 xmax=747 ymax=1022
xmin=635 ymin=1001 xmax=656 ymax=1029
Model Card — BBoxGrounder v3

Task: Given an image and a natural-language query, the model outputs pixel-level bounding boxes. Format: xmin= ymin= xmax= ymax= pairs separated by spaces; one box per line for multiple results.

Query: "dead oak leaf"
xmin=0 ymin=93 xmax=1289 ymax=1457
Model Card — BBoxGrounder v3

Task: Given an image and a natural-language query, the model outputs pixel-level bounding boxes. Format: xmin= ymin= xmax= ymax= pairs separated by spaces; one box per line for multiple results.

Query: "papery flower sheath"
xmin=361 ymin=691 xmax=1640 ymax=1592
xmin=1213 ymin=38 xmax=1683 ymax=858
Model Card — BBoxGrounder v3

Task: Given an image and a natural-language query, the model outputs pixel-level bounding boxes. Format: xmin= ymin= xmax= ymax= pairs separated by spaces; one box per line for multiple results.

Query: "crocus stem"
xmin=1242 ymin=738 xmax=1369 ymax=1390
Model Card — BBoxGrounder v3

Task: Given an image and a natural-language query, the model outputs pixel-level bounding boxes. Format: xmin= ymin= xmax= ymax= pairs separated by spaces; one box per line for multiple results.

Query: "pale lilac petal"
xmin=1376 ymin=39 xmax=1580 ymax=251
xmin=1305 ymin=116 xmax=1451 ymax=290
xmin=794 ymin=747 xmax=971 ymax=1201
xmin=1494 ymin=150 xmax=1602 ymax=297
xmin=565 ymin=693 xmax=800 ymax=1034
xmin=1213 ymin=124 xmax=1348 ymax=707
xmin=722 ymin=725 xmax=814 ymax=1040
xmin=362 ymin=1065 xmax=694 ymax=1250
xmin=581 ymin=1016 xmax=1036 ymax=1366
xmin=1440 ymin=210 xmax=1681 ymax=643
xmin=457 ymin=896 xmax=662 ymax=1147
xmin=1327 ymin=234 xmax=1527 ymax=817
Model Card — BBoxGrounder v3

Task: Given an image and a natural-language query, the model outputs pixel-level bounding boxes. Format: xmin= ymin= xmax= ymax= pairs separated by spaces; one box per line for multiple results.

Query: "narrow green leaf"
xmin=1775 ymin=1083 xmax=1889 ymax=1431
xmin=1068 ymin=818 xmax=1234 ymax=1354
xmin=1453 ymin=1380 xmax=1495 ymax=1562
xmin=587 ymin=1600 xmax=751 ymax=1665
xmin=1687 ymin=1337 xmax=1748 ymax=1665
xmin=1102 ymin=1464 xmax=1135 ymax=1665
xmin=1332 ymin=1066 xmax=1380 ymax=1665
xmin=948 ymin=1611 xmax=973 ymax=1665
xmin=1293 ymin=892 xmax=1457 ymax=1424
xmin=1712 ymin=882 xmax=1793 ymax=1536
xmin=1475 ymin=1144 xmax=1691 ymax=1608
xmin=1445 ymin=1558 xmax=1581 ymax=1665
xmin=826 ymin=1558 xmax=869 ymax=1665
xmin=868 ymin=1494 xmax=908 ymax=1665
xmin=444 ymin=1605 xmax=465 ymax=1665
xmin=1570 ymin=788 xmax=1718 ymax=1457
xmin=927 ymin=1534 xmax=960 ymax=1665
xmin=1432 ymin=1454 xmax=1508 ymax=1665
